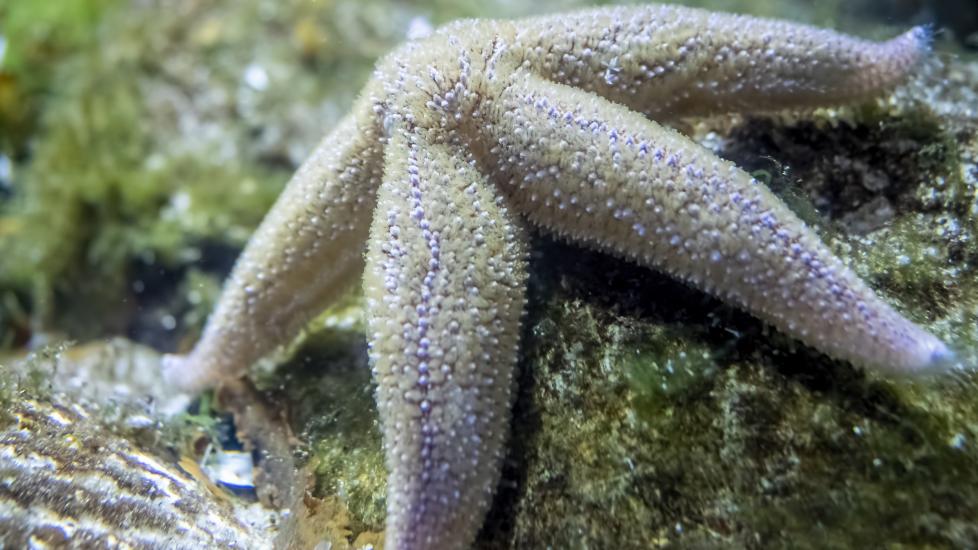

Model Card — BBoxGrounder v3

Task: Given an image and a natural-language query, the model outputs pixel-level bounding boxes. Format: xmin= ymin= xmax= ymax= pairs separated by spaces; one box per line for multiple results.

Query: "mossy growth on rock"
xmin=474 ymin=237 xmax=978 ymax=548
xmin=263 ymin=325 xmax=387 ymax=534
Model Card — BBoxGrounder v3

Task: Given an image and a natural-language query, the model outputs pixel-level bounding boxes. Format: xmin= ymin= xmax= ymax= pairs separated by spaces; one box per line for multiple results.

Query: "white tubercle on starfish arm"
xmin=364 ymin=128 xmax=527 ymax=550
xmin=481 ymin=70 xmax=951 ymax=374
xmin=516 ymin=5 xmax=930 ymax=120
xmin=162 ymin=88 xmax=386 ymax=392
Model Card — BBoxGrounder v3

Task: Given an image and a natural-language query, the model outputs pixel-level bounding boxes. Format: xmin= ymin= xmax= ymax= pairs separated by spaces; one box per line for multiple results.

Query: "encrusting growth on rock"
xmin=163 ymin=5 xmax=951 ymax=548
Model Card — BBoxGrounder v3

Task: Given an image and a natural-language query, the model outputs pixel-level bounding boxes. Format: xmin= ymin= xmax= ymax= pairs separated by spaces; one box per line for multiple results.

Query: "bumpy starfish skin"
xmin=166 ymin=82 xmax=386 ymax=391
xmin=365 ymin=130 xmax=527 ymax=548
xmin=163 ymin=5 xmax=949 ymax=548
xmin=481 ymin=74 xmax=946 ymax=373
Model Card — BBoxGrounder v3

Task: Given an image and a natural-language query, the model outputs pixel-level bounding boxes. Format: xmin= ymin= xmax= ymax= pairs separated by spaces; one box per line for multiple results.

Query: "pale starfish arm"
xmin=514 ymin=5 xmax=929 ymax=121
xmin=479 ymin=70 xmax=950 ymax=373
xmin=163 ymin=88 xmax=385 ymax=392
xmin=364 ymin=128 xmax=527 ymax=550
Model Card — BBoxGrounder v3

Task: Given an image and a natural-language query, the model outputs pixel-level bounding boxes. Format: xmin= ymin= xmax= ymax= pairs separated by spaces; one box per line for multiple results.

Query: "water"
xmin=0 ymin=0 xmax=976 ymax=547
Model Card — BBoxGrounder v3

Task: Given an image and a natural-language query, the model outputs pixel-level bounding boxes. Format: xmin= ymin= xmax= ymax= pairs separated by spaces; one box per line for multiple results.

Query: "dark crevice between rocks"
xmin=717 ymin=106 xmax=967 ymax=332
xmin=125 ymin=239 xmax=240 ymax=352
xmin=719 ymin=109 xmax=954 ymax=235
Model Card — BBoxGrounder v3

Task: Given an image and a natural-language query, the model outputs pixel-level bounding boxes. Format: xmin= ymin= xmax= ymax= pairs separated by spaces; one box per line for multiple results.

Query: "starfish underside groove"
xmin=163 ymin=5 xmax=950 ymax=548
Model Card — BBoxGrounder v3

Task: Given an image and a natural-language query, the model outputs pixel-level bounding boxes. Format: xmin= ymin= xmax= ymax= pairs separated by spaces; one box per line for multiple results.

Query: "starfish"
xmin=163 ymin=5 xmax=952 ymax=549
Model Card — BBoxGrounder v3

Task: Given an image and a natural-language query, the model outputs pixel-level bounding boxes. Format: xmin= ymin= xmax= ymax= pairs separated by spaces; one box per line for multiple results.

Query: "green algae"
xmin=0 ymin=79 xmax=272 ymax=342
xmin=0 ymin=0 xmax=121 ymax=155
xmin=267 ymin=328 xmax=387 ymax=532
xmin=0 ymin=60 xmax=284 ymax=338
xmin=477 ymin=222 xmax=978 ymax=548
